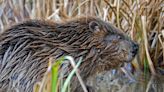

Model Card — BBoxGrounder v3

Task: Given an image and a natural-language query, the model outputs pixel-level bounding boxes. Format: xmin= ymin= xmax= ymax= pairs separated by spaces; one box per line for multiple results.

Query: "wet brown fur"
xmin=0 ymin=16 xmax=138 ymax=92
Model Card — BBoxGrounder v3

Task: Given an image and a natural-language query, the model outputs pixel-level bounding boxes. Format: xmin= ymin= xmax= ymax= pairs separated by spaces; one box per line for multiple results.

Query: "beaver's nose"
xmin=132 ymin=42 xmax=139 ymax=55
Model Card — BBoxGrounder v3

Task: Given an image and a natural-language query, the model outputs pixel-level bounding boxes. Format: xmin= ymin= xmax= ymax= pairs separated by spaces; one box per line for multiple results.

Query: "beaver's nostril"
xmin=132 ymin=42 xmax=139 ymax=55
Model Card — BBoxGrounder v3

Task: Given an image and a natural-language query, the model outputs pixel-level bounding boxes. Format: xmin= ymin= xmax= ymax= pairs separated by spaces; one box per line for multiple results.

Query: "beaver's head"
xmin=81 ymin=17 xmax=139 ymax=70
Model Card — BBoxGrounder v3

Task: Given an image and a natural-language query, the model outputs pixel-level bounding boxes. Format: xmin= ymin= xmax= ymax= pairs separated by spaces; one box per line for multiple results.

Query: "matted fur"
xmin=0 ymin=16 xmax=138 ymax=92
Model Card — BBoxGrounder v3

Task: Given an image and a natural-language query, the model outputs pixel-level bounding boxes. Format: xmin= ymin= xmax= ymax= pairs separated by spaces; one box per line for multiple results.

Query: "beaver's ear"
xmin=89 ymin=21 xmax=100 ymax=33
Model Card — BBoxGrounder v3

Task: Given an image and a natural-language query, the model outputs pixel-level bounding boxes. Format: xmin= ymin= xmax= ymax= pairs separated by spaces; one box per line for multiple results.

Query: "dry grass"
xmin=0 ymin=0 xmax=163 ymax=92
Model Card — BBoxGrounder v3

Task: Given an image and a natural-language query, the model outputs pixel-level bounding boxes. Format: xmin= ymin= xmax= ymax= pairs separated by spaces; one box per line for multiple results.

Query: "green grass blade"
xmin=61 ymin=57 xmax=83 ymax=92
xmin=51 ymin=57 xmax=65 ymax=92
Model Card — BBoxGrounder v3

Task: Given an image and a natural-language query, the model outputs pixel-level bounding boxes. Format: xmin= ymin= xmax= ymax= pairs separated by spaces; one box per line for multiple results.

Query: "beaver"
xmin=0 ymin=16 xmax=138 ymax=92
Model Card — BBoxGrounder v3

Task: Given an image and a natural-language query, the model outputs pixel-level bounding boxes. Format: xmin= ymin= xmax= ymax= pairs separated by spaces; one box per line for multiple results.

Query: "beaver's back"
xmin=0 ymin=20 xmax=58 ymax=92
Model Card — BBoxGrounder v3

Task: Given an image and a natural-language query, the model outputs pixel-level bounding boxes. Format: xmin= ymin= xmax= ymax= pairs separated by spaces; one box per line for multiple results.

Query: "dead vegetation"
xmin=0 ymin=0 xmax=163 ymax=91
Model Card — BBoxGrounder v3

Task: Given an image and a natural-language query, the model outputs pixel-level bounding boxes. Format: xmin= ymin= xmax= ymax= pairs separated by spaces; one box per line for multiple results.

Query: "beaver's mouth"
xmin=131 ymin=42 xmax=139 ymax=56
xmin=125 ymin=53 xmax=138 ymax=63
xmin=125 ymin=44 xmax=139 ymax=63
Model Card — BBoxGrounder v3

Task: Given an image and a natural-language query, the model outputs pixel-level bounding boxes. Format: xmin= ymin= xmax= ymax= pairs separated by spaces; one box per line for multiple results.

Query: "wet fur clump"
xmin=0 ymin=16 xmax=138 ymax=92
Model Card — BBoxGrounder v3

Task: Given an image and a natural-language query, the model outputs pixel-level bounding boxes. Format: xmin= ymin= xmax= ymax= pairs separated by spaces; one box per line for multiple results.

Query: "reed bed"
xmin=0 ymin=0 xmax=163 ymax=92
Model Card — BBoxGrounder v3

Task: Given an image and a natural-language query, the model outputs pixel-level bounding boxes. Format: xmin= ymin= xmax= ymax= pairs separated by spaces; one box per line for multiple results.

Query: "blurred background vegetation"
xmin=0 ymin=0 xmax=163 ymax=92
